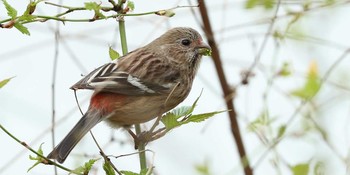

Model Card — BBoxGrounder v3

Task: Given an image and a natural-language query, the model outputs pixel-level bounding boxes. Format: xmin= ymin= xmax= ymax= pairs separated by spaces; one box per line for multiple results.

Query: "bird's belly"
xmin=105 ymin=95 xmax=178 ymax=127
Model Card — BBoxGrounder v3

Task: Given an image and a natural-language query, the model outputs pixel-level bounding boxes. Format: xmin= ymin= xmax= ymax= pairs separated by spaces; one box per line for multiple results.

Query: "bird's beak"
xmin=196 ymin=41 xmax=212 ymax=56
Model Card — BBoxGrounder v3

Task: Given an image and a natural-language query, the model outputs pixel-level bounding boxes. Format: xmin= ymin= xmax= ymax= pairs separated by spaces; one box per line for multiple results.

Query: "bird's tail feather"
xmin=47 ymin=110 xmax=102 ymax=163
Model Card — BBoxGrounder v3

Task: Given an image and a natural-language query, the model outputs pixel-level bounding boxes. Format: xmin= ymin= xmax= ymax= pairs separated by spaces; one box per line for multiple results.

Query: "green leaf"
xmin=161 ymin=90 xmax=224 ymax=131
xmin=183 ymin=111 xmax=225 ymax=124
xmin=22 ymin=0 xmax=44 ymax=17
xmin=14 ymin=22 xmax=30 ymax=35
xmin=195 ymin=160 xmax=212 ymax=175
xmin=120 ymin=169 xmax=149 ymax=175
xmin=161 ymin=112 xmax=181 ymax=130
xmin=0 ymin=77 xmax=14 ymax=88
xmin=27 ymin=143 xmax=44 ymax=172
xmin=127 ymin=0 xmax=135 ymax=11
xmin=324 ymin=0 xmax=335 ymax=5
xmin=278 ymin=62 xmax=291 ymax=77
xmin=120 ymin=170 xmax=140 ymax=175
xmin=85 ymin=2 xmax=106 ymax=19
xmin=96 ymin=11 xmax=106 ymax=19
xmin=273 ymin=30 xmax=285 ymax=41
xmin=276 ymin=125 xmax=286 ymax=139
xmin=314 ymin=161 xmax=325 ymax=175
xmin=140 ymin=168 xmax=150 ymax=175
xmin=161 ymin=90 xmax=202 ymax=130
xmin=2 ymin=0 xmax=17 ymax=19
xmin=247 ymin=109 xmax=276 ymax=132
xmin=171 ymin=106 xmax=192 ymax=117
xmin=18 ymin=14 xmax=36 ymax=22
xmin=291 ymin=61 xmax=321 ymax=99
xmin=263 ymin=0 xmax=274 ymax=9
xmin=245 ymin=0 xmax=258 ymax=9
xmin=103 ymin=161 xmax=116 ymax=175
xmin=70 ymin=159 xmax=99 ymax=175
xmin=109 ymin=46 xmax=120 ymax=60
xmin=291 ymin=163 xmax=309 ymax=175
xmin=245 ymin=0 xmax=274 ymax=9
xmin=85 ymin=2 xmax=99 ymax=10
xmin=188 ymin=89 xmax=203 ymax=115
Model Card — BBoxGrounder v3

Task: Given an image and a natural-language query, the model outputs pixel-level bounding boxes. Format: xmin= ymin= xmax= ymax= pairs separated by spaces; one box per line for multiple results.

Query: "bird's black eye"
xmin=181 ymin=39 xmax=191 ymax=46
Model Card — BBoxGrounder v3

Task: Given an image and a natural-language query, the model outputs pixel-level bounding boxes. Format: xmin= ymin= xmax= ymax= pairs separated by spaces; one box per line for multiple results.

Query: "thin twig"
xmin=221 ymin=0 xmax=350 ymax=34
xmin=240 ymin=0 xmax=281 ymax=85
xmin=0 ymin=124 xmax=77 ymax=174
xmin=89 ymin=131 xmax=122 ymax=175
xmin=51 ymin=4 xmax=62 ymax=173
xmin=252 ymin=47 xmax=350 ymax=168
xmin=0 ymin=4 xmax=199 ymax=25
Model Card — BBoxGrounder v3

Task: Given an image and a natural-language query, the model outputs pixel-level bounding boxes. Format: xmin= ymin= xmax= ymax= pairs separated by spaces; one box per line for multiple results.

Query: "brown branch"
xmin=197 ymin=0 xmax=253 ymax=175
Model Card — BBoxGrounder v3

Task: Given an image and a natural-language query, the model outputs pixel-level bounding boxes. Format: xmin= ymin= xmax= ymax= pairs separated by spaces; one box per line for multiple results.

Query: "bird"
xmin=47 ymin=27 xmax=211 ymax=163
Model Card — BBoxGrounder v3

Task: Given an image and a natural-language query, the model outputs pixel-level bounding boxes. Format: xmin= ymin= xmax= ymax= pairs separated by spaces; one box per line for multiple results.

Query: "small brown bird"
xmin=47 ymin=27 xmax=211 ymax=163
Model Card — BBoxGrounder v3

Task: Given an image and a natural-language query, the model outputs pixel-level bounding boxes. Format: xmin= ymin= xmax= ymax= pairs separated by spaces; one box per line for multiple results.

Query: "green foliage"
xmin=197 ymin=48 xmax=212 ymax=56
xmin=155 ymin=10 xmax=175 ymax=17
xmin=121 ymin=171 xmax=139 ymax=175
xmin=245 ymin=0 xmax=274 ymax=9
xmin=120 ymin=168 xmax=149 ymax=175
xmin=161 ymin=92 xmax=225 ymax=131
xmin=28 ymin=143 xmax=45 ymax=172
xmin=127 ymin=0 xmax=135 ymax=11
xmin=314 ymin=161 xmax=325 ymax=175
xmin=273 ymin=30 xmax=285 ymax=42
xmin=109 ymin=46 xmax=120 ymax=60
xmin=14 ymin=22 xmax=30 ymax=35
xmin=291 ymin=61 xmax=321 ymax=99
xmin=23 ymin=0 xmax=44 ymax=16
xmin=324 ymin=0 xmax=336 ymax=5
xmin=291 ymin=163 xmax=309 ymax=175
xmin=247 ymin=109 xmax=276 ymax=132
xmin=70 ymin=159 xmax=99 ymax=175
xmin=278 ymin=62 xmax=292 ymax=77
xmin=195 ymin=161 xmax=212 ymax=175
xmin=276 ymin=124 xmax=286 ymax=139
xmin=2 ymin=0 xmax=17 ymax=19
xmin=0 ymin=77 xmax=13 ymax=88
xmin=103 ymin=161 xmax=116 ymax=175
xmin=1 ymin=0 xmax=46 ymax=35
xmin=85 ymin=2 xmax=106 ymax=19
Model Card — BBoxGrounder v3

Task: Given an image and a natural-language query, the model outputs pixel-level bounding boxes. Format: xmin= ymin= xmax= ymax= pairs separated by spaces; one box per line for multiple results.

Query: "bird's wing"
xmin=70 ymin=62 xmax=171 ymax=95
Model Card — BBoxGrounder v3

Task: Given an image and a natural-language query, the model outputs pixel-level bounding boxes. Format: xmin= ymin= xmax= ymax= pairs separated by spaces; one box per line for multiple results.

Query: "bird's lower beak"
xmin=196 ymin=42 xmax=212 ymax=56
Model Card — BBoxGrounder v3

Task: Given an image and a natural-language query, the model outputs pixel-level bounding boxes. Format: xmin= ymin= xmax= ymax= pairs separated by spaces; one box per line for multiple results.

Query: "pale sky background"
xmin=1 ymin=0 xmax=350 ymax=175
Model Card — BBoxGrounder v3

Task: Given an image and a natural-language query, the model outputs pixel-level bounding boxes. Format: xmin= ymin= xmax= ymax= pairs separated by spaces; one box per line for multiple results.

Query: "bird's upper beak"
xmin=196 ymin=41 xmax=212 ymax=56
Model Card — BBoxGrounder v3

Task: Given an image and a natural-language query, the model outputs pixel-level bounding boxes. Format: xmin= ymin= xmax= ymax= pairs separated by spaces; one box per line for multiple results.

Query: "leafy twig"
xmin=0 ymin=124 xmax=77 ymax=174
xmin=0 ymin=2 xmax=198 ymax=27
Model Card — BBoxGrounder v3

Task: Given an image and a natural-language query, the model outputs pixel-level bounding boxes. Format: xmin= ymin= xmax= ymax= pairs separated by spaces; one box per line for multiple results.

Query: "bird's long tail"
xmin=47 ymin=110 xmax=102 ymax=163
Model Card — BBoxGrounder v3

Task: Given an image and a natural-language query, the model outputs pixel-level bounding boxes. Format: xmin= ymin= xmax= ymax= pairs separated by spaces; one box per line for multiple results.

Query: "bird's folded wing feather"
xmin=70 ymin=62 xmax=170 ymax=95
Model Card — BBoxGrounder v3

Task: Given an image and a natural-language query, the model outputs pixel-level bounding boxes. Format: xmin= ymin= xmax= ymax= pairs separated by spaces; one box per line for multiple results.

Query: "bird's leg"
xmin=127 ymin=128 xmax=158 ymax=149
xmin=126 ymin=128 xmax=140 ymax=149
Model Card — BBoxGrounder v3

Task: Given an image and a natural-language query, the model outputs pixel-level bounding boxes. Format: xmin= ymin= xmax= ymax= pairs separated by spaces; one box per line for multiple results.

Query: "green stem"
xmin=135 ymin=125 xmax=147 ymax=170
xmin=118 ymin=18 xmax=128 ymax=55
xmin=117 ymin=9 xmax=147 ymax=171
xmin=0 ymin=124 xmax=76 ymax=174
xmin=0 ymin=5 xmax=199 ymax=26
